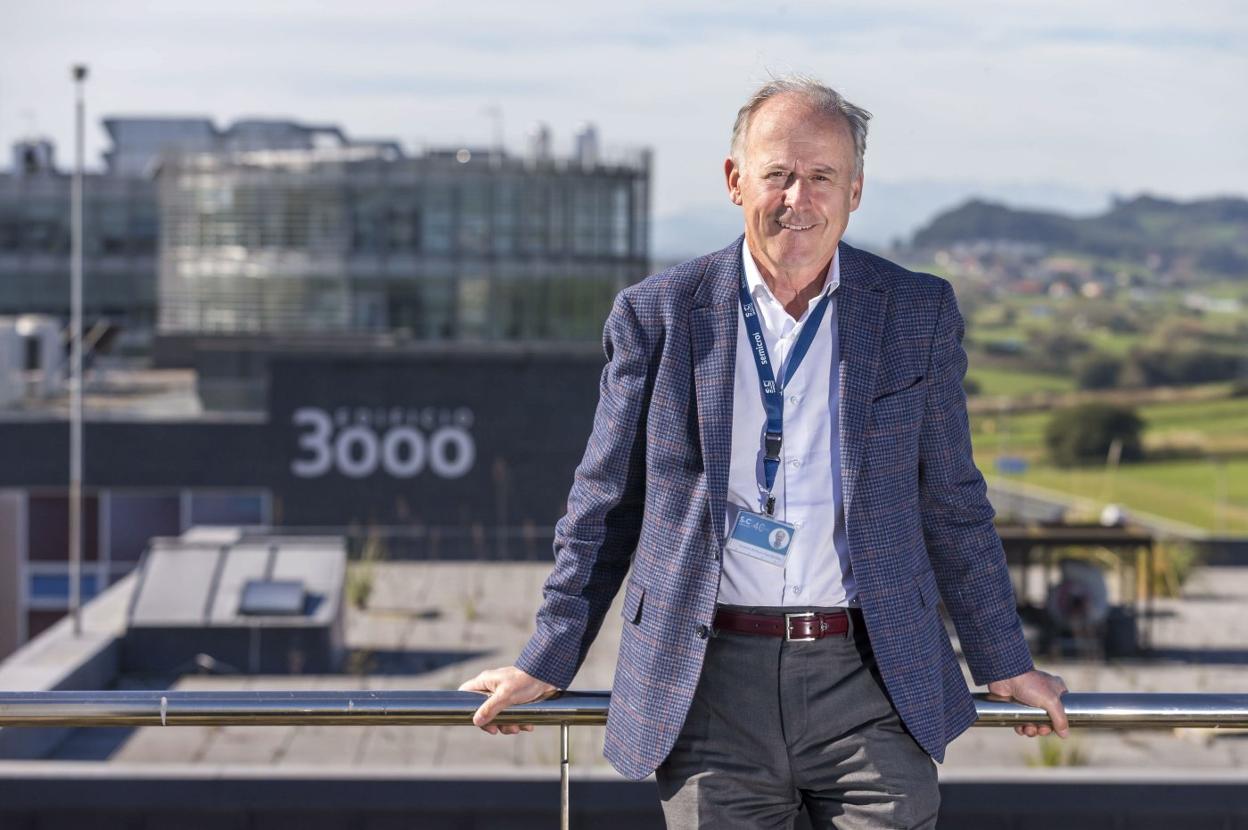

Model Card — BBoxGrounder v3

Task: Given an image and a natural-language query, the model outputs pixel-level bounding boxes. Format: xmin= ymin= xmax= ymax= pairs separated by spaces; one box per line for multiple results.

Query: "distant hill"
xmin=651 ymin=179 xmax=1110 ymax=260
xmin=912 ymin=195 xmax=1248 ymax=277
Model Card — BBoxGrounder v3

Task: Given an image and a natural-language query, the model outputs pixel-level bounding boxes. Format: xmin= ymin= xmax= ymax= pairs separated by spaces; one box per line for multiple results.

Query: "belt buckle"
xmin=784 ymin=611 xmax=817 ymax=642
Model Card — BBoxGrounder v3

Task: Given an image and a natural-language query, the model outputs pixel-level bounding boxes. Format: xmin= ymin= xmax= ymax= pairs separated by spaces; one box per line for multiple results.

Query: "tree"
xmin=1074 ymin=353 xmax=1123 ymax=390
xmin=1045 ymin=403 xmax=1145 ymax=468
xmin=1025 ymin=329 xmax=1091 ymax=373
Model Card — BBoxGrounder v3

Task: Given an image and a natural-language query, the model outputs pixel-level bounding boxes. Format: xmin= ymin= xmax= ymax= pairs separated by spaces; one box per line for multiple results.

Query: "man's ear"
xmin=849 ymin=172 xmax=864 ymax=212
xmin=724 ymin=156 xmax=743 ymax=206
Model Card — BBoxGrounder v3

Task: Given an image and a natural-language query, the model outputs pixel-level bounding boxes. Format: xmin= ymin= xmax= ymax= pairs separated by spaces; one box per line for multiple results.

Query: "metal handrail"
xmin=3 ymin=691 xmax=1245 ymax=830
xmin=1 ymin=690 xmax=1246 ymax=729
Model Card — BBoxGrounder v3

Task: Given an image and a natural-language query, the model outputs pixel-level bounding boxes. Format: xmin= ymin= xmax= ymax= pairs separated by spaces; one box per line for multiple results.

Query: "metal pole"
xmin=560 ymin=723 xmax=570 ymax=830
xmin=0 ymin=690 xmax=613 ymax=727
xmin=3 ymin=690 xmax=1245 ymax=827
xmin=68 ymin=64 xmax=88 ymax=638
xmin=2 ymin=691 xmax=1248 ymax=729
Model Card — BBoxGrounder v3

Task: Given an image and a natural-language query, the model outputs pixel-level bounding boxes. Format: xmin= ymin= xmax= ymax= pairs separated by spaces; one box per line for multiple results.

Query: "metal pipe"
xmin=68 ymin=63 xmax=88 ymax=638
xmin=0 ymin=690 xmax=611 ymax=727
xmin=972 ymin=692 xmax=1248 ymax=728
xmin=1 ymin=691 xmax=1246 ymax=729
xmin=560 ymin=723 xmax=570 ymax=830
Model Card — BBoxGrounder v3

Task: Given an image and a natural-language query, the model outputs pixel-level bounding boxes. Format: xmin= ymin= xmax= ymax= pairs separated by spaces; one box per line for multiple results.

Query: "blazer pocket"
xmin=871 ymin=374 xmax=924 ymax=403
xmin=620 ymin=579 xmax=646 ymax=625
xmin=914 ymin=570 xmax=941 ymax=609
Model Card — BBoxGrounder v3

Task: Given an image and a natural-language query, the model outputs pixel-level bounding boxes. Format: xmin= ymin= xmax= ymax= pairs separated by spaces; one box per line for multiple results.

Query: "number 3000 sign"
xmin=290 ymin=407 xmax=475 ymax=479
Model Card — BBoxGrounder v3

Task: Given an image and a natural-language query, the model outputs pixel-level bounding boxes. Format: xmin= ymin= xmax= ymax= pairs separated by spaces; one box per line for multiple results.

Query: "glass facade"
xmin=0 ymin=173 xmax=158 ymax=329
xmin=157 ymin=148 xmax=651 ymax=340
xmin=1 ymin=121 xmax=649 ymax=343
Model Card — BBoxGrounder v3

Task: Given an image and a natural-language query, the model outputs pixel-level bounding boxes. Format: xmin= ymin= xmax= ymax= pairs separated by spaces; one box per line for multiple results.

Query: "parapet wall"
xmin=0 ymin=573 xmax=134 ymax=759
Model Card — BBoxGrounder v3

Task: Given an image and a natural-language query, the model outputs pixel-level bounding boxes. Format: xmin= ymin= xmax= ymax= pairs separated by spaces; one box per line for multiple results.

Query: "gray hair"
xmin=730 ymin=75 xmax=872 ymax=175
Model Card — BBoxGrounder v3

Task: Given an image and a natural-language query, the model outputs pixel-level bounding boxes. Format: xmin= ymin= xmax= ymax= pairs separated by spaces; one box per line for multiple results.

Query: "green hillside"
xmin=972 ymin=390 xmax=1248 ymax=533
xmin=913 ymin=195 xmax=1248 ymax=279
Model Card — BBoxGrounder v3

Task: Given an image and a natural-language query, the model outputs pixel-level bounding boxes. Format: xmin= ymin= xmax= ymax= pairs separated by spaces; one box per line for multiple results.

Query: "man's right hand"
xmin=457 ymin=666 xmax=559 ymax=735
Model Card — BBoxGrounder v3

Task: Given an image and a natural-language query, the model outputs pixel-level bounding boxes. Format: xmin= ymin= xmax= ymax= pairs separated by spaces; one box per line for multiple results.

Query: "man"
xmin=461 ymin=76 xmax=1068 ymax=828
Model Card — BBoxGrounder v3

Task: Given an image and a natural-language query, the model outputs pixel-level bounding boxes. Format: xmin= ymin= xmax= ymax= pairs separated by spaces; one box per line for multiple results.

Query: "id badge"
xmin=725 ymin=510 xmax=797 ymax=567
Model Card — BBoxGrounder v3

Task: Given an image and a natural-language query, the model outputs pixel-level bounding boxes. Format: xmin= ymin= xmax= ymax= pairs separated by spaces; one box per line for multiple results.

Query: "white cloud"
xmin=2 ymin=0 xmax=1244 ymax=237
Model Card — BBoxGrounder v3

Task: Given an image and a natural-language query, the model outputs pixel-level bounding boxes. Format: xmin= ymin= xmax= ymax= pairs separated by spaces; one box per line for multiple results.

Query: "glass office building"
xmin=1 ymin=119 xmax=651 ymax=343
xmin=0 ymin=140 xmax=158 ymax=331
xmin=157 ymin=142 xmax=650 ymax=340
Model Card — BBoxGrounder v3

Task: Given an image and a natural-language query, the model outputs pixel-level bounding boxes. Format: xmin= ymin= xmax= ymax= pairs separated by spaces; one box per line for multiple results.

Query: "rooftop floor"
xmin=42 ymin=560 xmax=1248 ymax=775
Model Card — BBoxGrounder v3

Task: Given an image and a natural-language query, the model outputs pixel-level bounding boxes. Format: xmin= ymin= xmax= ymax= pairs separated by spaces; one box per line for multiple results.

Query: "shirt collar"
xmin=741 ymin=239 xmax=841 ymax=307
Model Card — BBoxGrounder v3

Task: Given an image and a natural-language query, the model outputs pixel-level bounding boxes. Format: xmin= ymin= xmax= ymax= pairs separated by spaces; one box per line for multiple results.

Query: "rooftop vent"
xmin=124 ymin=529 xmax=346 ymax=674
xmin=239 ymin=579 xmax=306 ymax=616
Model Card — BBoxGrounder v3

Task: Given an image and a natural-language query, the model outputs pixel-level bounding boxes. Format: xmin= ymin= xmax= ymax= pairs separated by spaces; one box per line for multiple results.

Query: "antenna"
xmin=483 ymin=104 xmax=503 ymax=167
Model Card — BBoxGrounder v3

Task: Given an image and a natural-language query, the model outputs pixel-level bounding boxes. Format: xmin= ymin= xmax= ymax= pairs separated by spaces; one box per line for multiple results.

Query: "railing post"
xmin=560 ymin=722 xmax=570 ymax=830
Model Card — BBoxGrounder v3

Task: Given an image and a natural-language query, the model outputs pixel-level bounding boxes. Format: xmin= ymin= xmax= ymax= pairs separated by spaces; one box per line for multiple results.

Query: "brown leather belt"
xmin=713 ymin=608 xmax=857 ymax=641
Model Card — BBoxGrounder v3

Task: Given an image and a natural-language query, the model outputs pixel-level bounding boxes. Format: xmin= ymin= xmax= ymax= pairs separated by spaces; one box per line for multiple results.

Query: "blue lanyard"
xmin=738 ymin=271 xmax=833 ymax=516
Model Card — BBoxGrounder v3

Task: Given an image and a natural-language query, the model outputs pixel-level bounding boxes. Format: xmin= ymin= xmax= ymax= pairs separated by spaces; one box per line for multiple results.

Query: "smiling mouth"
xmin=777 ymin=220 xmax=815 ymax=231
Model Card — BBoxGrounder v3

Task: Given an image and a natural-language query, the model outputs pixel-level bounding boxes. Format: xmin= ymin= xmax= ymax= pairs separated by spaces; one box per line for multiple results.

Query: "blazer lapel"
xmin=836 ymin=242 xmax=888 ymax=519
xmin=690 ymin=238 xmax=742 ymax=547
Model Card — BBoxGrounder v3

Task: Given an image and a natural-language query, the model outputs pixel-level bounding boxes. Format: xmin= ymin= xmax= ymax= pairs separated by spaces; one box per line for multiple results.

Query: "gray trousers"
xmin=655 ymin=606 xmax=940 ymax=829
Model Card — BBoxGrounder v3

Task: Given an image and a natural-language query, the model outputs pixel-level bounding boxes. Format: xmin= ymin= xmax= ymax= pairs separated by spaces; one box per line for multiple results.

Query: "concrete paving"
xmin=946 ymin=564 xmax=1248 ymax=772
xmin=71 ymin=560 xmax=1248 ymax=774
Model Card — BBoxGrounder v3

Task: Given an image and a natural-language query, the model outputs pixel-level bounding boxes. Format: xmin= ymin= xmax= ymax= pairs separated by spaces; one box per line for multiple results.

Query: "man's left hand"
xmin=987 ymin=669 xmax=1069 ymax=738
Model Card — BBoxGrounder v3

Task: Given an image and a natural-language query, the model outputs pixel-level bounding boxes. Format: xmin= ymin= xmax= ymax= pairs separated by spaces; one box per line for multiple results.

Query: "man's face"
xmin=725 ymin=94 xmax=863 ymax=279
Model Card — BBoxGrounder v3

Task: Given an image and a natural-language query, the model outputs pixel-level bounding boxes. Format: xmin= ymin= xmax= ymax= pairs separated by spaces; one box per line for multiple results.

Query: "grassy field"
xmin=990 ymin=459 xmax=1248 ymax=534
xmin=1083 ymin=329 xmax=1142 ymax=356
xmin=967 ymin=366 xmax=1076 ymax=397
xmin=922 ymin=258 xmax=1246 ymax=532
xmin=971 ymin=392 xmax=1248 ymax=533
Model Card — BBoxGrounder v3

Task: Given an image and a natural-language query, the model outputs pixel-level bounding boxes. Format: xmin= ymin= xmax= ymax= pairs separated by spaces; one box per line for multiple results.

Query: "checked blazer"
xmin=515 ymin=236 xmax=1034 ymax=782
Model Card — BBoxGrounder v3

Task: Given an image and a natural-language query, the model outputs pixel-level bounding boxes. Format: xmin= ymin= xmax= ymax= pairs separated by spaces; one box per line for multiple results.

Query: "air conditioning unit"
xmin=15 ymin=315 xmax=64 ymax=398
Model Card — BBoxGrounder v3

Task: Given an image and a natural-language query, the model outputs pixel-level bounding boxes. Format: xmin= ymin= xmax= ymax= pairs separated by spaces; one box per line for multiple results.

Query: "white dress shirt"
xmin=718 ymin=241 xmax=855 ymax=608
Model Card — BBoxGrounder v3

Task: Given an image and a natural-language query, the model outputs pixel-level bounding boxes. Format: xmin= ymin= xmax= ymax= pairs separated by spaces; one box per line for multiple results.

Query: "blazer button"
xmin=696 ymin=624 xmax=710 ymax=639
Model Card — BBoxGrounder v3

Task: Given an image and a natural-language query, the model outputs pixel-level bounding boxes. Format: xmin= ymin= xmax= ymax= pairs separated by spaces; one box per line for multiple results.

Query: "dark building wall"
xmin=1 ymin=350 xmax=606 ymax=531
xmin=0 ymin=421 xmax=273 ymax=489
xmin=267 ymin=353 xmax=603 ymax=528
xmin=0 ymin=775 xmax=1246 ymax=829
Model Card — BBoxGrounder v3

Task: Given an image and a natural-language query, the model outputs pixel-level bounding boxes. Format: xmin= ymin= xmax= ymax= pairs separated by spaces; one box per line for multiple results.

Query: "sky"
xmin=2 ymin=0 xmax=1245 ymax=256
